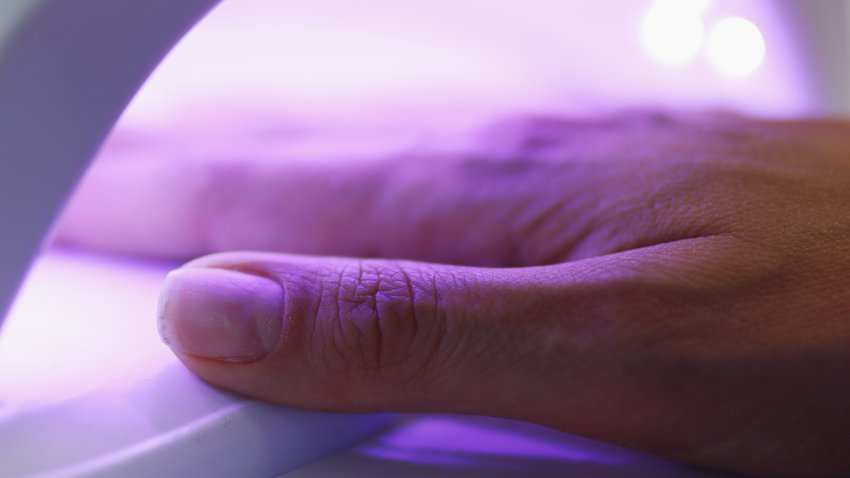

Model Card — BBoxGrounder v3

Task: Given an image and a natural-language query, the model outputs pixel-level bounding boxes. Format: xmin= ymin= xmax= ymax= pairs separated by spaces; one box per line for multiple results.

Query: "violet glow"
xmin=120 ymin=0 xmax=814 ymax=139
xmin=0 ymin=252 xmax=174 ymax=408
xmin=358 ymin=417 xmax=633 ymax=466
xmin=287 ymin=416 xmax=732 ymax=477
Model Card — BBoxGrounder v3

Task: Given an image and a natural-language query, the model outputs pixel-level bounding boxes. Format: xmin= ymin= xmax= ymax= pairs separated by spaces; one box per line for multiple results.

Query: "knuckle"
xmin=322 ymin=262 xmax=445 ymax=381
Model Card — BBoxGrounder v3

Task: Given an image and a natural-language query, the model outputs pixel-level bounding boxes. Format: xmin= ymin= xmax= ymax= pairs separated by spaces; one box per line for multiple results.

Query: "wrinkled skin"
xmin=58 ymin=112 xmax=850 ymax=477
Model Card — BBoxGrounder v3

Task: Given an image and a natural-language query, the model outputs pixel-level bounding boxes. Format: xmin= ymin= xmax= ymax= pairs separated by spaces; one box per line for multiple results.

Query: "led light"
xmin=707 ymin=16 xmax=765 ymax=78
xmin=640 ymin=0 xmax=706 ymax=66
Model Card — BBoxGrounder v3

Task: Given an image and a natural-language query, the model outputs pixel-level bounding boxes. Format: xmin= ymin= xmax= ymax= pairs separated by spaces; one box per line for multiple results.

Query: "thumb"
xmin=154 ymin=240 xmax=727 ymax=421
xmin=156 ymin=251 xmax=569 ymax=415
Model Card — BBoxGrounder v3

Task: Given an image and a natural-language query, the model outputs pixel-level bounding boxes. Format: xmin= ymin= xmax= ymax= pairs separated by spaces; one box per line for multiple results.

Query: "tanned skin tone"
xmin=57 ymin=112 xmax=850 ymax=477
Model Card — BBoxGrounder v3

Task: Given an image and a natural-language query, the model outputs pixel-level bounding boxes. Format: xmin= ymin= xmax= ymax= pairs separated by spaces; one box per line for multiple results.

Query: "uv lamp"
xmin=0 ymin=1 xmax=848 ymax=477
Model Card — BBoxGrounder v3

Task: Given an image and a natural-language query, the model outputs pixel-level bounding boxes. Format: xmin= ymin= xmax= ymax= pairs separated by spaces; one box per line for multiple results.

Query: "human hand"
xmin=56 ymin=112 xmax=850 ymax=477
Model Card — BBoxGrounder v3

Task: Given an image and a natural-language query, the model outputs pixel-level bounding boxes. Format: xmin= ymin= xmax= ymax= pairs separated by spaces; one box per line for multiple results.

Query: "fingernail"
xmin=157 ymin=268 xmax=283 ymax=362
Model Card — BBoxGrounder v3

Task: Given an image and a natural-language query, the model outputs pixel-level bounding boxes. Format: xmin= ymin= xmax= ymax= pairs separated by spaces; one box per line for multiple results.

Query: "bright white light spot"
xmin=640 ymin=1 xmax=705 ymax=66
xmin=707 ymin=16 xmax=765 ymax=78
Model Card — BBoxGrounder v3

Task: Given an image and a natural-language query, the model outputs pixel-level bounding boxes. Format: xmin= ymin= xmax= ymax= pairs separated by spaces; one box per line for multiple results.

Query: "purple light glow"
xmin=0 ymin=252 xmax=175 ymax=408
xmin=287 ymin=415 xmax=732 ymax=477
xmin=360 ymin=416 xmax=632 ymax=466
xmin=118 ymin=0 xmax=815 ymax=142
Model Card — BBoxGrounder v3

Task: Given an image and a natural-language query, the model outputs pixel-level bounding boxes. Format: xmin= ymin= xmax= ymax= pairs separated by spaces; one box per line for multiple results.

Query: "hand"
xmin=57 ymin=112 xmax=850 ymax=477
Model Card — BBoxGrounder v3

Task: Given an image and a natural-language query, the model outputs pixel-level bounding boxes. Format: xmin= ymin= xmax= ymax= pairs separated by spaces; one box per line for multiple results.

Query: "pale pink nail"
xmin=157 ymin=268 xmax=283 ymax=362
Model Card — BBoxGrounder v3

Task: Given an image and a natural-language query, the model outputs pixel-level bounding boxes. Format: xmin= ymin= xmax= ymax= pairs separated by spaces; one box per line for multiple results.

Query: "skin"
xmin=56 ymin=111 xmax=850 ymax=477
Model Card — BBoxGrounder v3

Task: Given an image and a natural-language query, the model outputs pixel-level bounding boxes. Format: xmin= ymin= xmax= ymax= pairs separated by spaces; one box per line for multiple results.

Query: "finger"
xmin=54 ymin=123 xmax=665 ymax=266
xmin=155 ymin=235 xmax=737 ymax=436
